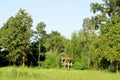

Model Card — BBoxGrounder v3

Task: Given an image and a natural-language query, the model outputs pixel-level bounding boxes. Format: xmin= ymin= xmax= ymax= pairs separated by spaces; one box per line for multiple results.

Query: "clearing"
xmin=0 ymin=67 xmax=120 ymax=80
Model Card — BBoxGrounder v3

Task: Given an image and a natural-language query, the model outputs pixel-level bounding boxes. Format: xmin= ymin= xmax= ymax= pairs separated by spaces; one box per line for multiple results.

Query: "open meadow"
xmin=0 ymin=67 xmax=120 ymax=80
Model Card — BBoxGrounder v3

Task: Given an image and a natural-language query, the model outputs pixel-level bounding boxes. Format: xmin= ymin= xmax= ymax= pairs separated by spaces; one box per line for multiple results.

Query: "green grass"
xmin=0 ymin=66 xmax=120 ymax=80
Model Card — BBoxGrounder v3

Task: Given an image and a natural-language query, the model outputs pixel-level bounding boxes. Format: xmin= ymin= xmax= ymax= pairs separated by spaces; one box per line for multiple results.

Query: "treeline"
xmin=0 ymin=0 xmax=120 ymax=73
xmin=0 ymin=9 xmax=67 ymax=67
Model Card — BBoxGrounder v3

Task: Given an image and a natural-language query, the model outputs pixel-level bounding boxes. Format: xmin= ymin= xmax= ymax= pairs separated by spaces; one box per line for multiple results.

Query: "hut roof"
xmin=62 ymin=57 xmax=73 ymax=61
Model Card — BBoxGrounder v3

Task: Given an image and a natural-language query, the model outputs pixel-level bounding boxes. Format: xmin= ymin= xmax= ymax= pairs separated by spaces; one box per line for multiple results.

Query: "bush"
xmin=73 ymin=59 xmax=88 ymax=70
xmin=73 ymin=53 xmax=88 ymax=70
xmin=41 ymin=51 xmax=60 ymax=68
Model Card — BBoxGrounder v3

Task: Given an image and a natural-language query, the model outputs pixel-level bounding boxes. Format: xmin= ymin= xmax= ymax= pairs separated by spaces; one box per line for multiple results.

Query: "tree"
xmin=82 ymin=18 xmax=95 ymax=68
xmin=102 ymin=23 xmax=120 ymax=73
xmin=0 ymin=9 xmax=33 ymax=66
xmin=36 ymin=22 xmax=46 ymax=66
xmin=47 ymin=31 xmax=65 ymax=53
xmin=90 ymin=0 xmax=120 ymax=73
xmin=66 ymin=30 xmax=89 ymax=69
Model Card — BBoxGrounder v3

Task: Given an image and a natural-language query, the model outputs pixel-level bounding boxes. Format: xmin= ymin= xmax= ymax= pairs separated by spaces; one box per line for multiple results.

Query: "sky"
xmin=0 ymin=0 xmax=102 ymax=38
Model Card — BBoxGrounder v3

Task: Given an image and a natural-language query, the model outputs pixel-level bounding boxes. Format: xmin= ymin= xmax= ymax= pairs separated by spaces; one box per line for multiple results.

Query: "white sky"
xmin=0 ymin=0 xmax=102 ymax=38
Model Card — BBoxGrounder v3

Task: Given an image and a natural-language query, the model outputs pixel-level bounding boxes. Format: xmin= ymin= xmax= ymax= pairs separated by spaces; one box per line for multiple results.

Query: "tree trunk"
xmin=87 ymin=52 xmax=90 ymax=68
xmin=87 ymin=57 xmax=90 ymax=68
xmin=110 ymin=62 xmax=114 ymax=72
xmin=38 ymin=54 xmax=40 ymax=66
xmin=22 ymin=56 xmax=25 ymax=67
xmin=13 ymin=62 xmax=16 ymax=66
xmin=116 ymin=62 xmax=119 ymax=74
xmin=38 ymin=43 xmax=41 ymax=66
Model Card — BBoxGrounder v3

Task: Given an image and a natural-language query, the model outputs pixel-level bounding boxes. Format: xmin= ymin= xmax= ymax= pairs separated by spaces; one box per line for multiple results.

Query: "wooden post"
xmin=64 ymin=60 xmax=66 ymax=68
xmin=71 ymin=62 xmax=72 ymax=67
xmin=68 ymin=62 xmax=69 ymax=69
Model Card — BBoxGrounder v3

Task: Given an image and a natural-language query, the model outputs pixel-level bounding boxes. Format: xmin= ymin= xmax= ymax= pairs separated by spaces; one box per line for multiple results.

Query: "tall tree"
xmin=90 ymin=0 xmax=120 ymax=73
xmin=0 ymin=9 xmax=33 ymax=66
xmin=101 ymin=23 xmax=120 ymax=73
xmin=36 ymin=22 xmax=46 ymax=66
xmin=82 ymin=18 xmax=95 ymax=68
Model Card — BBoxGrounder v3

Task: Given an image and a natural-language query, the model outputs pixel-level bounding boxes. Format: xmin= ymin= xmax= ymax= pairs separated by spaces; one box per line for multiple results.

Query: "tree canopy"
xmin=0 ymin=9 xmax=33 ymax=66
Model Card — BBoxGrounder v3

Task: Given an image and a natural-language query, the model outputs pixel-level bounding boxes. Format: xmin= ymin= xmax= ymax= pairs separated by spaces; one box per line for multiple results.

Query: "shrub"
xmin=41 ymin=51 xmax=60 ymax=68
xmin=73 ymin=53 xmax=88 ymax=70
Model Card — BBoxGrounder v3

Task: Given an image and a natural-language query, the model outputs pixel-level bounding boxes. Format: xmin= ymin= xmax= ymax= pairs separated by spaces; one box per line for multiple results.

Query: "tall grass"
xmin=0 ymin=66 xmax=120 ymax=80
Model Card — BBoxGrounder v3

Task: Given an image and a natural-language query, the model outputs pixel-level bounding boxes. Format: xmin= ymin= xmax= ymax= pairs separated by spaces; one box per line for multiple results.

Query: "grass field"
xmin=0 ymin=66 xmax=120 ymax=80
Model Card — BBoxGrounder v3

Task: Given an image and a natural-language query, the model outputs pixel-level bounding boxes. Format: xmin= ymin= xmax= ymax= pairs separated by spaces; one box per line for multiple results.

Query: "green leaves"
xmin=36 ymin=22 xmax=46 ymax=37
xmin=103 ymin=23 xmax=120 ymax=61
xmin=0 ymin=9 xmax=33 ymax=66
xmin=90 ymin=0 xmax=120 ymax=72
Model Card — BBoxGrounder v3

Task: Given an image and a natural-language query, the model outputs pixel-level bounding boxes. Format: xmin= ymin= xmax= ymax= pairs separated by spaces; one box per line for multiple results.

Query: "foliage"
xmin=40 ymin=51 xmax=60 ymax=68
xmin=36 ymin=22 xmax=46 ymax=66
xmin=1 ymin=0 xmax=120 ymax=73
xmin=90 ymin=0 xmax=120 ymax=73
xmin=46 ymin=31 xmax=66 ymax=52
xmin=0 ymin=9 xmax=33 ymax=66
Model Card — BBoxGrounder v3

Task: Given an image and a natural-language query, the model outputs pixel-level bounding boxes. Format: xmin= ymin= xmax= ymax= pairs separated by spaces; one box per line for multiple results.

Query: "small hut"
xmin=61 ymin=57 xmax=73 ymax=69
